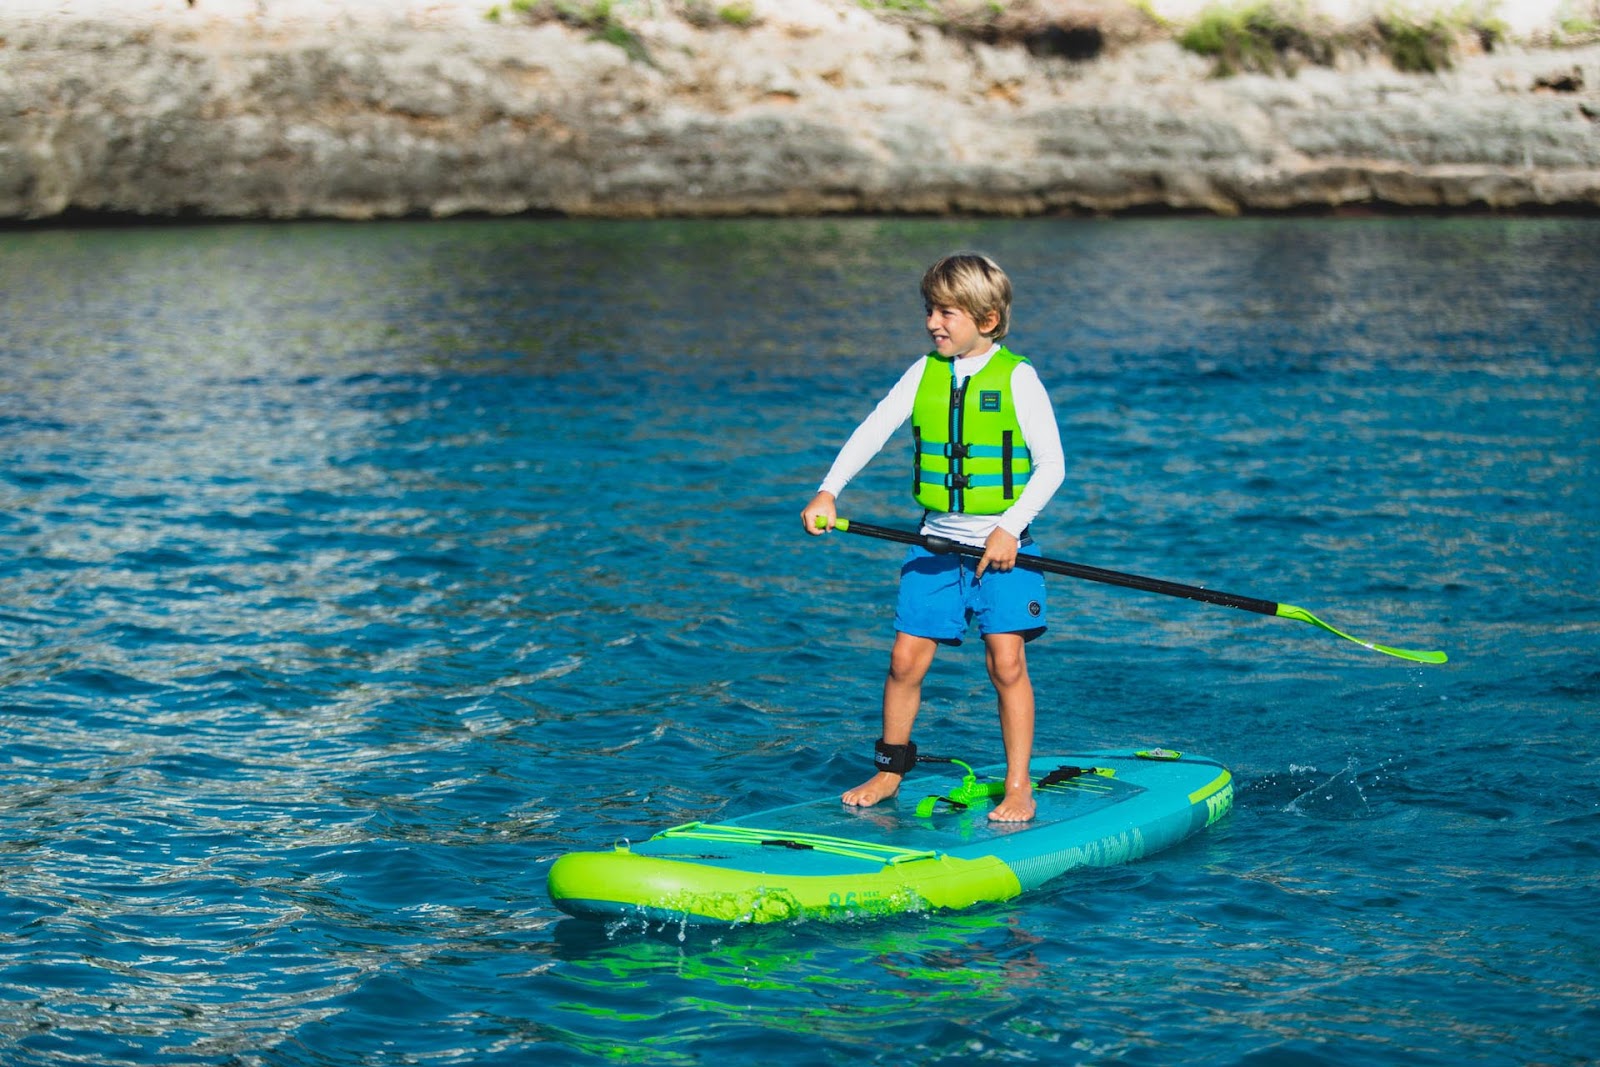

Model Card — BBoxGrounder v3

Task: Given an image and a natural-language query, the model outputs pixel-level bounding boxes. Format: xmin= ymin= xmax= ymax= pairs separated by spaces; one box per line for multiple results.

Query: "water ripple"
xmin=1 ymin=217 xmax=1596 ymax=1066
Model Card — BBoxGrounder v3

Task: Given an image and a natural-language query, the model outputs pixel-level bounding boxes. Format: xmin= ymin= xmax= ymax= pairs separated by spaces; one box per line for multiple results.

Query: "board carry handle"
xmin=815 ymin=516 xmax=1448 ymax=665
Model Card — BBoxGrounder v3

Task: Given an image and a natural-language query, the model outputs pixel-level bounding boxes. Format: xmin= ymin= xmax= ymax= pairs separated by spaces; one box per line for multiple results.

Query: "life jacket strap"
xmin=917 ymin=441 xmax=1024 ymax=461
xmin=915 ymin=468 xmax=1030 ymax=491
xmin=1002 ymin=431 xmax=1015 ymax=498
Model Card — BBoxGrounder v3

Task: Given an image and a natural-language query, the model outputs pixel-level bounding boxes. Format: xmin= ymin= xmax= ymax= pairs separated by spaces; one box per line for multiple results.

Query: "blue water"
xmin=1 ymin=216 xmax=1596 ymax=1066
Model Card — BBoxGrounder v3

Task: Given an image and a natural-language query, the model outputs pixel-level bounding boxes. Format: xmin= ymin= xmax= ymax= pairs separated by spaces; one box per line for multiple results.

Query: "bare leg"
xmin=984 ymin=632 xmax=1037 ymax=822
xmin=842 ymin=632 xmax=937 ymax=807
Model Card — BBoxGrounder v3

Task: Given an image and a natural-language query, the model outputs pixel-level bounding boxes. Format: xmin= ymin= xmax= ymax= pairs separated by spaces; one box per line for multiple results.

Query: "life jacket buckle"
xmin=944 ymin=473 xmax=970 ymax=489
xmin=945 ymin=443 xmax=970 ymax=459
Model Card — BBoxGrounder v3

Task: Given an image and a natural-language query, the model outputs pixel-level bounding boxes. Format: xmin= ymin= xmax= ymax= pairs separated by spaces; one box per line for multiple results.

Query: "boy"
xmin=801 ymin=252 xmax=1065 ymax=823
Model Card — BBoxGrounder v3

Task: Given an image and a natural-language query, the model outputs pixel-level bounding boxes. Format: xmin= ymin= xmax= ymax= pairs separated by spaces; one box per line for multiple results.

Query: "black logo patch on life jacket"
xmin=979 ymin=390 xmax=1002 ymax=412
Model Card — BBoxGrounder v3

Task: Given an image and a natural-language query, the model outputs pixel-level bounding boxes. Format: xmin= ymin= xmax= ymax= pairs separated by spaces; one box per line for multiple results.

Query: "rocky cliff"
xmin=3 ymin=0 xmax=1598 ymax=220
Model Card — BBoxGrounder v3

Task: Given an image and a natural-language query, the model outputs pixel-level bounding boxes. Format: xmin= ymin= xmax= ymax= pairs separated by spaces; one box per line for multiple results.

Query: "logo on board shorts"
xmin=1028 ymin=601 xmax=1042 ymax=617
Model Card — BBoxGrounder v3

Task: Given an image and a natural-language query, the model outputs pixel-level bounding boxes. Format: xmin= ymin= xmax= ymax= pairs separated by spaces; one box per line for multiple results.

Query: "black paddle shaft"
xmin=836 ymin=520 xmax=1281 ymax=618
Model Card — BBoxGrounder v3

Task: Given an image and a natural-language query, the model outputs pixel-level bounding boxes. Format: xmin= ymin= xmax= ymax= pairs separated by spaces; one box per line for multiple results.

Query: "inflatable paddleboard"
xmin=548 ymin=748 xmax=1232 ymax=925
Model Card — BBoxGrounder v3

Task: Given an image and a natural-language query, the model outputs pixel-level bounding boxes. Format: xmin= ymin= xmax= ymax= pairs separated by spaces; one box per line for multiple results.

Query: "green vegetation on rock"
xmin=1177 ymin=0 xmax=1508 ymax=75
xmin=489 ymin=0 xmax=758 ymax=34
xmin=482 ymin=0 xmax=1539 ymax=75
xmin=1177 ymin=1 xmax=1336 ymax=74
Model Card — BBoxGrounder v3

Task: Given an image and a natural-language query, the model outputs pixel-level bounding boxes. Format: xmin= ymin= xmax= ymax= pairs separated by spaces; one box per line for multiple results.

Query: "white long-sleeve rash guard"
xmin=817 ymin=345 xmax=1066 ymax=549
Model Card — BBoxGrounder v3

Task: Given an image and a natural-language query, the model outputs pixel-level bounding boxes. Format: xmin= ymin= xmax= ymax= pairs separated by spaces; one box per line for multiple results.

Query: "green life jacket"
xmin=910 ymin=347 xmax=1033 ymax=515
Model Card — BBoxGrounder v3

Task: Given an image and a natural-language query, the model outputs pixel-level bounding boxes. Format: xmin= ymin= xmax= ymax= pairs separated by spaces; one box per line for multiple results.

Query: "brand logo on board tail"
xmin=1205 ymin=784 xmax=1234 ymax=826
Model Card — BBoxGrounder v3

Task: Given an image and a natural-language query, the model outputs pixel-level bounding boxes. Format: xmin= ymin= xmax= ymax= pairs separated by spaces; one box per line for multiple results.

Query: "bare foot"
xmin=987 ymin=787 xmax=1036 ymax=823
xmin=842 ymin=772 xmax=902 ymax=807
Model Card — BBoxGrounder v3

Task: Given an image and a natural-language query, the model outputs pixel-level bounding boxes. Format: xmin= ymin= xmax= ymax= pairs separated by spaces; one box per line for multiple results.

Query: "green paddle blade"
xmin=1275 ymin=604 xmax=1448 ymax=664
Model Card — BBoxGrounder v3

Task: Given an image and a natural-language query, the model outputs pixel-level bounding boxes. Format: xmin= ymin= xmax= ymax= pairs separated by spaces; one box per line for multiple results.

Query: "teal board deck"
xmin=548 ymin=749 xmax=1233 ymax=925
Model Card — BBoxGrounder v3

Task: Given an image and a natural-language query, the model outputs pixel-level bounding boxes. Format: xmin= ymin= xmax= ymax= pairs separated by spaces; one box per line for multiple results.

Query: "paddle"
xmin=817 ymin=517 xmax=1448 ymax=665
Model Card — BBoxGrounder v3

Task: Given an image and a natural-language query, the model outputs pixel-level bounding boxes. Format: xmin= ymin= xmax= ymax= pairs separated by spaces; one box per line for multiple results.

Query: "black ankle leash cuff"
xmin=873 ymin=739 xmax=918 ymax=776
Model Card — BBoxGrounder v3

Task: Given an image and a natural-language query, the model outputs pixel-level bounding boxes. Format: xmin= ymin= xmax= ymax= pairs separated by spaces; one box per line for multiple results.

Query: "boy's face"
xmin=925 ymin=303 xmax=1000 ymax=359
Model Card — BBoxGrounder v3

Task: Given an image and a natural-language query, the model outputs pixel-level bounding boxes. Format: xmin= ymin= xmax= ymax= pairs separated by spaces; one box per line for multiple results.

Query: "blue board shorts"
xmin=893 ymin=544 xmax=1048 ymax=644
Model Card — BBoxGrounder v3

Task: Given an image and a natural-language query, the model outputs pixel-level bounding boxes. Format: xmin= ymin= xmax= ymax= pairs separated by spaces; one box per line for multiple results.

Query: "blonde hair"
xmin=920 ymin=252 xmax=1013 ymax=342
